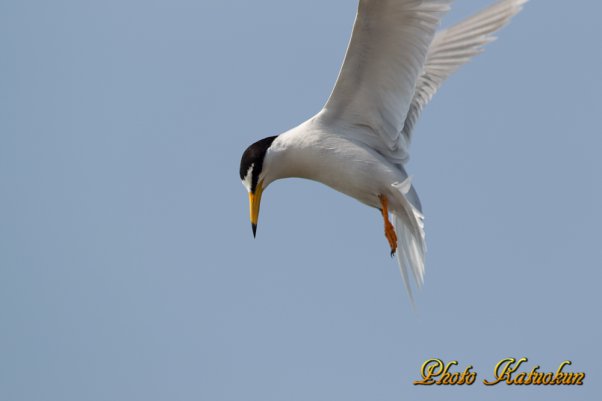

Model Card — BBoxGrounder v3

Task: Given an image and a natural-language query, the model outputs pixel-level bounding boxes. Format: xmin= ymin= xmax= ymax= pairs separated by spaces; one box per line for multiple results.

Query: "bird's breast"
xmin=269 ymin=134 xmax=403 ymax=209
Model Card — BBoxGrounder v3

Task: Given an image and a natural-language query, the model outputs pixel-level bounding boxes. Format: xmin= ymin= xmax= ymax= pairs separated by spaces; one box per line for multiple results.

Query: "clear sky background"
xmin=1 ymin=0 xmax=601 ymax=400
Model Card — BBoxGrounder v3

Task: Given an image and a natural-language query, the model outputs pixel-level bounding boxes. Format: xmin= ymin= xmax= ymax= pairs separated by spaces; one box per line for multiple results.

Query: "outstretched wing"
xmin=402 ymin=0 xmax=528 ymax=141
xmin=319 ymin=0 xmax=452 ymax=164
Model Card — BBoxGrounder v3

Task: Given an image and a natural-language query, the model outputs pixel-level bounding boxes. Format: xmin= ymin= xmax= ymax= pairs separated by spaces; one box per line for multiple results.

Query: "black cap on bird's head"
xmin=239 ymin=136 xmax=278 ymax=237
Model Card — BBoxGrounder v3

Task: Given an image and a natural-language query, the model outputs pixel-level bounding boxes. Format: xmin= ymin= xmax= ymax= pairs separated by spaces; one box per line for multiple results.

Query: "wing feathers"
xmin=320 ymin=0 xmax=452 ymax=164
xmin=402 ymin=0 xmax=527 ymax=141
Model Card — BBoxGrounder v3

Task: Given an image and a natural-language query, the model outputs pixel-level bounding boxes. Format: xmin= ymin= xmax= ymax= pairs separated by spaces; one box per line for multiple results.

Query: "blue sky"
xmin=1 ymin=1 xmax=601 ymax=400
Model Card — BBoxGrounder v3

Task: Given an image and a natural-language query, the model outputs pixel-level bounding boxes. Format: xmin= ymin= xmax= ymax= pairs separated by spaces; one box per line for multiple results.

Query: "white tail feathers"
xmin=391 ymin=178 xmax=427 ymax=303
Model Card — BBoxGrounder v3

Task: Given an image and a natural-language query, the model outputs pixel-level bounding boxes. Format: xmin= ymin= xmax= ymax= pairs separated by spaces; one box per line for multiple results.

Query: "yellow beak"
xmin=248 ymin=179 xmax=264 ymax=237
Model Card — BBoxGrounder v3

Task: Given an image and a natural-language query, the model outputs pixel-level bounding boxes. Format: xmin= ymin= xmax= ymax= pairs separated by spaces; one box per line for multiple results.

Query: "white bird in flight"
xmin=240 ymin=0 xmax=526 ymax=298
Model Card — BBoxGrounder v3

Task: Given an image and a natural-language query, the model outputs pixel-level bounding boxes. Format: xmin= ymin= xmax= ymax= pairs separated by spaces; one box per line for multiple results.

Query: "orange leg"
xmin=379 ymin=195 xmax=397 ymax=256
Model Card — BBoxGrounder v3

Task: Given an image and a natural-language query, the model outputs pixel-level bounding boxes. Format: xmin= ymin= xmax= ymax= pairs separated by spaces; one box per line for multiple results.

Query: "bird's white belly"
xmin=270 ymin=134 xmax=405 ymax=210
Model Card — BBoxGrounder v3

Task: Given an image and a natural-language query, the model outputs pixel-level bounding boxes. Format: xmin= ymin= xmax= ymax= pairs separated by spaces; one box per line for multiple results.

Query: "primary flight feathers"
xmin=403 ymin=0 xmax=528 ymax=142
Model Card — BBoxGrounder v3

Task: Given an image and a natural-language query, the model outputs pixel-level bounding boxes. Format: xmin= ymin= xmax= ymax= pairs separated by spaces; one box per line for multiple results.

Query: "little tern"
xmin=240 ymin=0 xmax=526 ymax=297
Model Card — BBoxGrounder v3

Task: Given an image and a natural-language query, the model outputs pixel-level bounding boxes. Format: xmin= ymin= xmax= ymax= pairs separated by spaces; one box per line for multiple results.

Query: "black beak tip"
xmin=252 ymin=223 xmax=257 ymax=238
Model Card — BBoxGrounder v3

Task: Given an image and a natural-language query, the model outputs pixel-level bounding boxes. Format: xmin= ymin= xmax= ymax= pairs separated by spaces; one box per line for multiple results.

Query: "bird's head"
xmin=239 ymin=136 xmax=279 ymax=237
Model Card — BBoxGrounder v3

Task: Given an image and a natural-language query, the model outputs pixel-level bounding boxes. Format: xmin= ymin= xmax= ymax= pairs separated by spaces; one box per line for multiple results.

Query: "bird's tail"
xmin=391 ymin=178 xmax=426 ymax=303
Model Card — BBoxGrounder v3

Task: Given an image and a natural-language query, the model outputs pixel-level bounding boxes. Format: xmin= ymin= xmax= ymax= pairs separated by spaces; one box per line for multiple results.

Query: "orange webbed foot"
xmin=379 ymin=195 xmax=397 ymax=256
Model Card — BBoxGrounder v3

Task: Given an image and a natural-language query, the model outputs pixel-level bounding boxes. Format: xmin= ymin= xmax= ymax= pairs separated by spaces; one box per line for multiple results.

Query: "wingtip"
xmin=506 ymin=0 xmax=529 ymax=14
